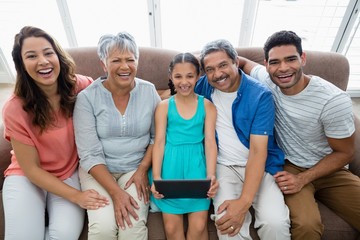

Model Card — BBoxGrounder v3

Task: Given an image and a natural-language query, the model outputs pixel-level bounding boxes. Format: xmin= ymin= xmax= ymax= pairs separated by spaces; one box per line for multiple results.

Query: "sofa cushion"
xmin=351 ymin=117 xmax=360 ymax=176
xmin=0 ymin=125 xmax=11 ymax=189
xmin=319 ymin=202 xmax=359 ymax=239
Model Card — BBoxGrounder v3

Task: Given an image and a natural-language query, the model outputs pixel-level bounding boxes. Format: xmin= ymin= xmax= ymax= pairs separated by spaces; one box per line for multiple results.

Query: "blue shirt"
xmin=195 ymin=69 xmax=284 ymax=175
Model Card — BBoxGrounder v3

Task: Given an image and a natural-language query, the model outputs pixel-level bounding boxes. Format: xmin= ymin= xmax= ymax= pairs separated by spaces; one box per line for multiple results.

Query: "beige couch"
xmin=0 ymin=46 xmax=359 ymax=239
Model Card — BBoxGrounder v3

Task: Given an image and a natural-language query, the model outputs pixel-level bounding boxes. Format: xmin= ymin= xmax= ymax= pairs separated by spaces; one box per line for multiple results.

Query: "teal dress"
xmin=150 ymin=95 xmax=210 ymax=214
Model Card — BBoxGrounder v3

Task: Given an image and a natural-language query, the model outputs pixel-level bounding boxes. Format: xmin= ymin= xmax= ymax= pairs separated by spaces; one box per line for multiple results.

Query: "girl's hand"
xmin=207 ymin=175 xmax=218 ymax=199
xmin=150 ymin=182 xmax=164 ymax=199
xmin=75 ymin=189 xmax=110 ymax=210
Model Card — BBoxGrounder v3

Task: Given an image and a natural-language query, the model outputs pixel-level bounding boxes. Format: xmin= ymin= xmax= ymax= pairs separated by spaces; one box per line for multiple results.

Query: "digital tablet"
xmin=153 ymin=179 xmax=211 ymax=199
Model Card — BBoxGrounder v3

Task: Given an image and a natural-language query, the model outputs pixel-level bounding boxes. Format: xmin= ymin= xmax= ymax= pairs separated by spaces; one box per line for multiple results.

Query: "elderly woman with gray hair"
xmin=73 ymin=32 xmax=161 ymax=240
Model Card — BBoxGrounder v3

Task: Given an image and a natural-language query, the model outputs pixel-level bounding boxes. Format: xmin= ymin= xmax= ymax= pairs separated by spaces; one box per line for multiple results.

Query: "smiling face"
xmin=21 ymin=36 xmax=60 ymax=91
xmin=170 ymin=62 xmax=199 ymax=97
xmin=265 ymin=44 xmax=307 ymax=95
xmin=203 ymin=50 xmax=240 ymax=92
xmin=102 ymin=48 xmax=138 ymax=91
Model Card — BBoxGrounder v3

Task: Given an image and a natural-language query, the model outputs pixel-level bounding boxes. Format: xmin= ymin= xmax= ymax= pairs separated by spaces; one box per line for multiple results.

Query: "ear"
xmin=300 ymin=52 xmax=306 ymax=67
xmin=264 ymin=59 xmax=270 ymax=72
xmin=100 ymin=60 xmax=107 ymax=73
xmin=235 ymin=56 xmax=240 ymax=67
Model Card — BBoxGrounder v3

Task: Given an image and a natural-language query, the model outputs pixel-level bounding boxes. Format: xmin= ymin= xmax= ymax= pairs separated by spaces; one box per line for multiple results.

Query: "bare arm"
xmin=237 ymin=56 xmax=261 ymax=75
xmin=11 ymin=138 xmax=109 ymax=210
xmin=158 ymin=90 xmax=171 ymax=100
xmin=204 ymin=99 xmax=218 ymax=198
xmin=124 ymin=143 xmax=153 ymax=204
xmin=216 ymin=134 xmax=268 ymax=236
xmin=150 ymin=101 xmax=168 ymax=198
xmin=275 ymin=134 xmax=355 ymax=194
xmin=240 ymin=135 xmax=268 ymax=206
xmin=301 ymin=135 xmax=355 ymax=181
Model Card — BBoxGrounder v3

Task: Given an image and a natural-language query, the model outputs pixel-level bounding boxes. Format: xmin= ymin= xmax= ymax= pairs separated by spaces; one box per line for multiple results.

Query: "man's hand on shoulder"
xmin=236 ymin=56 xmax=259 ymax=75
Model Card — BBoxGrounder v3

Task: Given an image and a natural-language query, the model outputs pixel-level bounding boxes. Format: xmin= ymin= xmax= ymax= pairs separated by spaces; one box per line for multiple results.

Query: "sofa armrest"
xmin=350 ymin=116 xmax=360 ymax=177
xmin=0 ymin=125 xmax=11 ymax=190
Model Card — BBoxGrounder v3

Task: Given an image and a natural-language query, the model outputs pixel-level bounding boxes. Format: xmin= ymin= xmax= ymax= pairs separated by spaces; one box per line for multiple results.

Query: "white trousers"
xmin=79 ymin=167 xmax=149 ymax=240
xmin=212 ymin=164 xmax=291 ymax=240
xmin=3 ymin=170 xmax=85 ymax=240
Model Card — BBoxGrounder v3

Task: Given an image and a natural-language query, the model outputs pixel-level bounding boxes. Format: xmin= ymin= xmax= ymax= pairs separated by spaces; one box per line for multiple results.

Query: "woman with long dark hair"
xmin=2 ymin=26 xmax=108 ymax=240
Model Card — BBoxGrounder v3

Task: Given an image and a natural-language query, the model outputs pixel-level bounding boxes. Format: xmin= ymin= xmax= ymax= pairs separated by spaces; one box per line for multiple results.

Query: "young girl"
xmin=150 ymin=52 xmax=218 ymax=240
xmin=2 ymin=26 xmax=108 ymax=239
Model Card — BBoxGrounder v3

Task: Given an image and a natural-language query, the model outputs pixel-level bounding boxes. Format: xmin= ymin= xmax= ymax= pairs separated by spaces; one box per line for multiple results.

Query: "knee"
xmin=291 ymin=217 xmax=323 ymax=239
xmin=48 ymin=217 xmax=84 ymax=239
xmin=49 ymin=229 xmax=82 ymax=240
xmin=164 ymin=220 xmax=182 ymax=236
xmin=118 ymin=219 xmax=148 ymax=239
xmin=257 ymin=220 xmax=290 ymax=233
xmin=256 ymin=207 xmax=290 ymax=228
xmin=269 ymin=213 xmax=290 ymax=229
xmin=88 ymin=220 xmax=118 ymax=239
xmin=188 ymin=219 xmax=207 ymax=235
xmin=256 ymin=212 xmax=291 ymax=239
xmin=259 ymin=220 xmax=291 ymax=239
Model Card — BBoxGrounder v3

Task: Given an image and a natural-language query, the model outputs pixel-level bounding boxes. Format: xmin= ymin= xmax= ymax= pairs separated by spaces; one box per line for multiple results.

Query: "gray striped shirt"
xmin=251 ymin=65 xmax=355 ymax=168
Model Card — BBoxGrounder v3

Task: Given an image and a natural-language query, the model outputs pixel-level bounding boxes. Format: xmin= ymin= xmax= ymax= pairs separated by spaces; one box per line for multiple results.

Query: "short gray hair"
xmin=97 ymin=31 xmax=139 ymax=63
xmin=199 ymin=39 xmax=238 ymax=69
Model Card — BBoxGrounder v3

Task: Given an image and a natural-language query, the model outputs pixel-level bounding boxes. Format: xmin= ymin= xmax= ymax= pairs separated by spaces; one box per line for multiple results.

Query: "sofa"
xmin=0 ymin=46 xmax=359 ymax=240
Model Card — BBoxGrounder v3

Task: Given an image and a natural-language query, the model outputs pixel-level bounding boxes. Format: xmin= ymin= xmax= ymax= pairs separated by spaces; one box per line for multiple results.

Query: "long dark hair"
xmin=168 ymin=52 xmax=201 ymax=95
xmin=12 ymin=26 xmax=77 ymax=132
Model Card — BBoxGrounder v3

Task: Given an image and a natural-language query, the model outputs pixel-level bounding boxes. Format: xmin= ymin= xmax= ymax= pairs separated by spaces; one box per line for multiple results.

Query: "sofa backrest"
xmin=66 ymin=46 xmax=350 ymax=92
xmin=66 ymin=46 xmax=181 ymax=92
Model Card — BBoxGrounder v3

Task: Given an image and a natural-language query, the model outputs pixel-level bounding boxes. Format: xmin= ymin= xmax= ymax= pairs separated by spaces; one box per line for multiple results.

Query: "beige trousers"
xmin=284 ymin=161 xmax=360 ymax=240
xmin=212 ymin=164 xmax=291 ymax=240
xmin=79 ymin=167 xmax=149 ymax=240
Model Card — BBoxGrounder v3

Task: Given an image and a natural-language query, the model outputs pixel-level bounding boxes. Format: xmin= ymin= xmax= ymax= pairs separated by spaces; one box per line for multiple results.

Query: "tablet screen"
xmin=153 ymin=179 xmax=211 ymax=199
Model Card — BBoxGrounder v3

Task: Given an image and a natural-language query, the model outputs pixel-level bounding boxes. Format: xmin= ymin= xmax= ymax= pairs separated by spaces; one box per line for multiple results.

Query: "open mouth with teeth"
xmin=38 ymin=68 xmax=53 ymax=77
xmin=213 ymin=76 xmax=228 ymax=86
xmin=216 ymin=77 xmax=227 ymax=83
xmin=276 ymin=73 xmax=294 ymax=83
xmin=178 ymin=85 xmax=191 ymax=91
xmin=117 ymin=73 xmax=131 ymax=79
xmin=118 ymin=73 xmax=130 ymax=76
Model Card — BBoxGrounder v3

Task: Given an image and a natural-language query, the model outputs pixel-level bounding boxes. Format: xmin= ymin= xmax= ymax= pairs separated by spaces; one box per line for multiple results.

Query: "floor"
xmin=1 ymin=83 xmax=360 ymax=126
